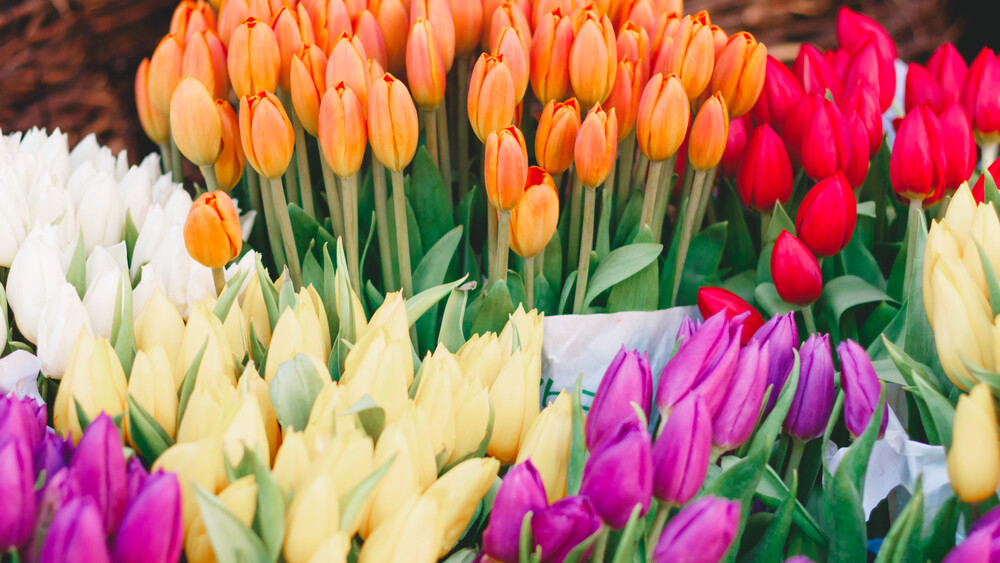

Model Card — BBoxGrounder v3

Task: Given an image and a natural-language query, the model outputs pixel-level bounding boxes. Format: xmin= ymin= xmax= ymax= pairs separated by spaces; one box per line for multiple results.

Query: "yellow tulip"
xmin=222 ymin=392 xmax=273 ymax=465
xmin=272 ymin=430 xmax=311 ymax=495
xmin=306 ymin=534 xmax=350 ymax=563
xmin=487 ymin=348 xmax=541 ymax=464
xmin=303 ymin=381 xmax=358 ymax=453
xmin=940 ymin=182 xmax=975 ymax=248
xmin=360 ymin=422 xmax=422 ymax=538
xmin=180 ymin=303 xmax=237 ymax=390
xmin=300 ymin=285 xmax=332 ymax=356
xmin=236 ymin=361 xmax=280 ymax=460
xmin=306 ymin=430 xmax=374 ymax=510
xmin=948 ymin=383 xmax=1000 ymax=502
xmin=448 ymin=376 xmax=491 ymax=465
xmin=457 ymin=332 xmax=503 ymax=388
xmin=284 ymin=471 xmax=340 ymax=563
xmin=423 ymin=457 xmax=500 ymax=555
xmin=929 ymin=258 xmax=993 ymax=389
xmin=399 ymin=403 xmax=439 ymax=489
xmin=414 ymin=346 xmax=461 ymax=460
xmin=135 ymin=288 xmax=186 ymax=385
xmin=203 ymin=293 xmax=249 ymax=366
xmin=357 ymin=291 xmax=413 ymax=385
xmin=53 ymin=331 xmax=128 ymax=442
xmin=961 ymin=201 xmax=1000 ymax=299
xmin=265 ymin=303 xmax=328 ymax=384
xmin=340 ymin=328 xmax=409 ymax=424
xmin=127 ymin=346 xmax=179 ymax=442
xmin=176 ymin=383 xmax=238 ymax=444
xmin=515 ymin=390 xmax=572 ymax=502
xmin=923 ymin=220 xmax=962 ymax=320
xmin=185 ymin=475 xmax=259 ymax=563
xmin=498 ymin=305 xmax=544 ymax=359
xmin=358 ymin=495 xmax=441 ymax=563
xmin=153 ymin=439 xmax=228 ymax=530
xmin=240 ymin=274 xmax=274 ymax=347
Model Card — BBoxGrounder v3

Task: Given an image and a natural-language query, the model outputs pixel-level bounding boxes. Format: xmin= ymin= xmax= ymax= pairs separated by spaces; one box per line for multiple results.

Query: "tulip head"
xmin=574 ymin=104 xmax=618 ymax=188
xmin=750 ymin=312 xmax=798 ymax=408
xmin=784 ymin=333 xmax=836 ymax=440
xmin=53 ymin=333 xmax=128 ymax=442
xmin=713 ymin=340 xmax=769 ymax=451
xmin=516 ymin=392 xmax=572 ymax=503
xmin=719 ymin=115 xmax=748 ymax=178
xmin=844 ymin=35 xmax=895 ymax=112
xmin=750 ymin=55 xmax=803 ymax=134
xmin=736 ymin=123 xmax=792 ymax=213
xmin=510 ymin=167 xmax=560 ymax=258
xmin=800 ymin=96 xmax=853 ymax=182
xmin=617 ymin=20 xmax=651 ymax=82
xmin=652 ymin=393 xmax=712 ymax=506
xmin=485 ymin=126 xmax=529 ymax=211
xmin=272 ymin=6 xmax=316 ymax=92
xmin=948 ymin=383 xmax=1000 ymax=502
xmin=927 ymin=42 xmax=968 ymax=97
xmin=319 ymin=82 xmax=368 ymax=178
xmin=696 ymin=287 xmax=764 ymax=345
xmin=656 ymin=312 xmax=736 ymax=415
xmin=604 ymin=60 xmax=644 ymax=141
xmin=568 ymin=8 xmax=617 ymax=108
xmin=535 ymin=98 xmax=581 ymax=175
xmin=793 ymin=43 xmax=843 ymax=102
xmin=406 ymin=19 xmax=447 ymax=111
xmin=483 ymin=460 xmax=548 ymax=563
xmin=71 ymin=414 xmax=128 ymax=534
xmin=653 ymin=496 xmax=740 ymax=562
xmin=587 ymin=347 xmax=652 ymax=450
xmin=939 ymin=101 xmax=977 ymax=192
xmin=794 ymin=173 xmax=856 ymax=258
xmin=239 ymin=91 xmax=295 ymax=178
xmin=468 ymin=53 xmax=517 ymax=142
xmin=214 ymin=100 xmax=246 ymax=191
xmin=148 ymin=34 xmax=185 ymax=118
xmin=424 ymin=457 xmax=500 ymax=555
xmin=181 ymin=30 xmax=229 ymax=101
xmin=290 ymin=43 xmax=329 ymax=137
xmin=326 ymin=33 xmax=370 ymax=111
xmin=711 ymin=32 xmax=766 ymax=118
xmin=531 ymin=496 xmax=603 ymax=563
xmin=111 ymin=472 xmax=184 ymax=563
xmin=168 ymin=77 xmax=222 ymax=168
xmin=135 ymin=58 xmax=170 ymax=146
xmin=664 ymin=14 xmax=715 ymax=102
xmin=688 ymin=92 xmax=729 ymax=171
xmin=353 ymin=10 xmax=389 ymax=71
xmin=840 ymin=82 xmax=884 ymax=158
xmin=771 ymin=231 xmax=823 ymax=306
xmin=580 ymin=418 xmax=653 ymax=528
xmin=368 ymin=73 xmax=420 ymax=172
xmin=636 ymin=73 xmax=689 ymax=162
xmin=411 ymin=0 xmax=456 ymax=72
xmin=184 ymin=191 xmax=242 ymax=268
xmin=838 ymin=339 xmax=887 ymax=439
xmin=0 ymin=436 xmax=35 ymax=551
xmin=227 ymin=17 xmax=281 ymax=98
xmin=890 ymin=103 xmax=946 ymax=202
xmin=127 ymin=347 xmax=180 ymax=442
xmin=493 ymin=26 xmax=530 ymax=105
xmin=38 ymin=498 xmax=110 ymax=563
xmin=448 ymin=0 xmax=483 ymax=57
xmin=905 ymin=62 xmax=947 ymax=114
xmin=530 ymin=8 xmax=575 ymax=105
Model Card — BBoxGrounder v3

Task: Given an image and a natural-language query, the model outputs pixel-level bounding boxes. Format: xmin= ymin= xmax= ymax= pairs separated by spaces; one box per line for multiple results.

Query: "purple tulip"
xmin=38 ymin=497 xmax=110 ymax=563
xmin=690 ymin=324 xmax=742 ymax=415
xmin=784 ymin=334 xmax=835 ymax=440
xmin=676 ymin=316 xmax=700 ymax=344
xmin=72 ymin=413 xmax=127 ymax=534
xmin=483 ymin=460 xmax=549 ymax=563
xmin=126 ymin=457 xmax=150 ymax=505
xmin=112 ymin=471 xmax=184 ymax=563
xmin=838 ymin=339 xmax=887 ymax=438
xmin=0 ymin=437 xmax=36 ymax=551
xmin=0 ymin=394 xmax=43 ymax=452
xmin=36 ymin=429 xmax=72 ymax=480
xmin=750 ymin=312 xmax=798 ymax=410
xmin=652 ymin=393 xmax=712 ymax=506
xmin=531 ymin=495 xmax=602 ymax=563
xmin=652 ymin=496 xmax=740 ymax=563
xmin=580 ymin=418 xmax=653 ymax=528
xmin=785 ymin=557 xmax=817 ymax=563
xmin=657 ymin=313 xmax=738 ymax=415
xmin=943 ymin=528 xmax=994 ymax=563
xmin=29 ymin=468 xmax=83 ymax=561
xmin=586 ymin=347 xmax=652 ymax=449
xmin=713 ymin=341 xmax=770 ymax=451
xmin=972 ymin=505 xmax=1000 ymax=535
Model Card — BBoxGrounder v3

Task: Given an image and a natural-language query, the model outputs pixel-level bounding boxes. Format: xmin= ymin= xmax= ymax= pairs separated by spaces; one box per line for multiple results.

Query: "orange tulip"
xmin=485 ymin=0 xmax=530 ymax=53
xmin=291 ymin=43 xmax=329 ymax=136
xmin=228 ymin=17 xmax=281 ymax=98
xmin=617 ymin=20 xmax=651 ymax=85
xmin=510 ymin=167 xmax=560 ymax=259
xmin=135 ymin=58 xmax=171 ymax=146
xmin=656 ymin=0 xmax=683 ymax=17
xmin=533 ymin=0 xmax=572 ymax=27
xmin=319 ymin=82 xmax=368 ymax=178
xmin=184 ymin=191 xmax=242 ymax=268
xmin=406 ymin=19 xmax=447 ymax=111
xmin=239 ymin=91 xmax=295 ymax=178
xmin=273 ymin=5 xmax=316 ymax=93
xmin=326 ymin=33 xmax=371 ymax=111
xmin=372 ymin=0 xmax=409 ymax=77
xmin=529 ymin=7 xmax=574 ymax=105
xmin=636 ymin=73 xmax=689 ymax=161
xmin=170 ymin=0 xmax=216 ymax=42
xmin=214 ymin=101 xmax=246 ymax=191
xmin=710 ymin=32 xmax=767 ymax=119
xmin=604 ymin=60 xmax=643 ymax=142
xmin=248 ymin=0 xmax=281 ymax=21
xmin=345 ymin=0 xmax=367 ymax=19
xmin=664 ymin=13 xmax=715 ymax=102
xmin=710 ymin=25 xmax=728 ymax=60
xmin=325 ymin=0 xmax=353 ymax=46
xmin=485 ymin=126 xmax=528 ymax=211
xmin=182 ymin=30 xmax=230 ymax=100
xmin=218 ymin=0 xmax=250 ymax=47
xmin=299 ymin=0 xmax=331 ymax=52
xmin=688 ymin=92 xmax=729 ymax=171
xmin=448 ymin=0 xmax=482 ymax=58
xmin=368 ymin=73 xmax=419 ymax=171
xmin=569 ymin=9 xmax=617 ymax=108
xmin=492 ymin=26 xmax=529 ymax=104
xmin=148 ymin=34 xmax=185 ymax=118
xmin=650 ymin=12 xmax=680 ymax=61
xmin=535 ymin=98 xmax=581 ymax=175
xmin=411 ymin=0 xmax=456 ymax=72
xmin=169 ymin=77 xmax=222 ymax=167
xmin=575 ymin=104 xmax=617 ymax=188
xmin=467 ymin=53 xmax=516 ymax=142
xmin=354 ymin=10 xmax=390 ymax=71
xmin=619 ymin=0 xmax=656 ymax=39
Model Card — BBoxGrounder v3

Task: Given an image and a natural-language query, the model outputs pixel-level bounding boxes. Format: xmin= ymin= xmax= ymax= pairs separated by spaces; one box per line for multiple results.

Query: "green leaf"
xmin=677 ymin=221 xmax=728 ymax=305
xmin=413 ymin=226 xmax=463 ymax=352
xmin=718 ymin=180 xmax=756 ymax=272
xmin=408 ymin=147 xmax=455 ymax=253
xmin=269 ymin=354 xmax=327 ymax=431
xmin=339 ymin=456 xmax=394 ymax=534
xmin=557 ymin=271 xmax=577 ymax=315
xmin=177 ymin=341 xmax=208 ymax=425
xmin=754 ymin=465 xmax=828 ymax=547
xmin=756 ymin=202 xmax=796 ymax=285
xmin=922 ymin=495 xmax=959 ymax=561
xmin=518 ymin=511 xmax=534 ymax=563
xmin=607 ymin=226 xmax=659 ymax=312
xmin=442 ymin=549 xmax=478 ymax=563
xmin=439 ymin=283 xmax=470 ymax=353
xmin=321 ymin=244 xmax=342 ymax=346
xmin=126 ymin=396 xmax=174 ymax=462
xmin=277 ymin=276 xmax=298 ymax=314
xmin=595 ymin=188 xmax=612 ymax=260
xmin=214 ymin=268 xmax=250 ymax=323
xmin=124 ymin=211 xmax=139 ymax=266
xmin=114 ymin=275 xmax=135 ymax=376
xmin=342 ymin=395 xmax=386 ymax=442
xmin=470 ymin=280 xmax=515 ymax=336
xmin=335 ymin=240 xmax=357 ymax=346
xmin=753 ymin=283 xmax=798 ymax=317
xmin=974 ymin=240 xmax=1000 ymax=317
xmin=543 ymin=218 xmax=564 ymax=288
xmin=288 ymin=203 xmax=337 ymax=265
xmin=192 ymin=483 xmax=269 ymax=563
xmin=566 ymin=374 xmax=586 ymax=497
xmin=407 ymin=274 xmax=469 ymax=328
xmin=301 ymin=247 xmax=324 ymax=294
xmin=255 ymin=257 xmax=280 ymax=332
xmin=67 ymin=235 xmax=87 ymax=299
xmin=984 ymin=168 xmax=1000 ymax=214
xmin=746 ymin=472 xmax=798 ymax=563
xmin=822 ymin=275 xmax=895 ymax=324
xmin=610 ymin=504 xmax=643 ymax=563
xmin=874 ymin=480 xmax=923 ymax=563
xmin=902 ymin=203 xmax=937 ymax=369
xmin=74 ymin=398 xmax=92 ymax=435
xmin=563 ymin=527 xmax=603 ymax=563
xmin=249 ymin=449 xmax=286 ymax=562
xmin=583 ymin=243 xmax=663 ymax=308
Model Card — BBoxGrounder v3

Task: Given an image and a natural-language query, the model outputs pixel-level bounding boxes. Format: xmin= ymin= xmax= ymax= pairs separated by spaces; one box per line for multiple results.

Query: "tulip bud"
xmin=168 ymin=76 xmax=223 ymax=168
xmin=696 ymin=287 xmax=764 ymax=344
xmin=483 ymin=461 xmax=547 ymax=563
xmin=316 ymin=82 xmax=368 ymax=180
xmin=750 ymin=55 xmax=803 ymax=134
xmin=842 ymin=110 xmax=871 ymax=192
xmin=448 ymin=0 xmax=482 ymax=58
xmin=326 ymin=33 xmax=370 ymax=111
xmin=736 ymin=123 xmax=792 ymax=213
xmin=928 ymin=42 xmax=968 ymax=98
xmin=487 ymin=349 xmax=541 ymax=464
xmin=587 ymin=347 xmax=652 ymax=450
xmin=239 ymin=91 xmax=295 ymax=179
xmin=844 ymin=36 xmax=895 ymax=112
xmin=575 ymin=104 xmax=617 ymax=188
xmin=38 ymin=498 xmax=110 ymax=563
xmin=184 ymin=191 xmax=242 ymax=269
xmin=266 ymin=306 xmax=329 ymax=385
xmin=53 ymin=333 xmax=128 ymax=442
xmin=713 ymin=340 xmax=769 ymax=451
xmin=948 ymin=383 xmax=1000 ymax=502
xmin=358 ymin=495 xmax=442 ymax=563
xmin=272 ymin=6 xmax=316 ymax=93
xmin=837 ymin=7 xmax=897 ymax=106
xmin=515 ymin=391 xmax=571 ymax=503
xmin=112 ymin=472 xmax=184 ymax=563
xmin=290 ymin=43 xmax=328 ymax=137
xmin=182 ymin=30 xmax=229 ymax=102
xmin=353 ymin=11 xmax=389 ymax=71
xmin=135 ymin=289 xmax=185 ymax=386
xmin=371 ymin=0 xmax=409 ymax=78
xmin=944 ymin=528 xmax=997 ymax=563
xmin=148 ymin=34 xmax=185 ymax=118
xmin=170 ymin=1 xmax=215 ymax=40
xmin=510 ymin=167 xmax=559 ymax=259
xmin=135 ymin=59 xmax=171 ymax=146
xmin=530 ymin=8 xmax=574 ymax=105
xmin=424 ymin=458 xmax=500 ymax=555
xmin=840 ymin=82 xmax=883 ymax=158
xmin=488 ymin=1 xmax=531 ymax=56
xmin=838 ymin=339 xmax=887 ymax=439
xmin=793 ymin=43 xmax=843 ymax=102
xmin=218 ymin=0 xmax=249 ymax=46
xmin=485 ymin=126 xmax=528 ymax=211
xmin=688 ymin=92 xmax=728 ymax=171
xmin=361 ymin=418 xmax=430 ymax=537
xmin=939 ymin=101 xmax=977 ymax=191
xmin=534 ymin=98 xmax=580 ymax=175
xmin=581 ymin=418 xmax=653 ymax=528
xmin=719 ymin=115 xmax=748 ymax=178
xmin=180 ymin=302 xmax=237 ymax=388
xmin=656 ymin=312 xmax=734 ymax=414
xmin=663 ymin=14 xmax=714 ymax=102
xmin=750 ymin=312 xmax=797 ymax=407
xmin=569 ymin=9 xmax=617 ymax=107
xmin=407 ymin=19 xmax=447 ymax=111
xmin=783 ymin=333 xmax=835 ymax=440
xmin=326 ymin=0 xmax=355 ymax=41
xmin=904 ymin=62 xmax=946 ymax=114
xmin=228 ymin=17 xmax=281 ymax=98
xmin=0 ymin=437 xmax=35 ymax=551
xmin=636 ymin=73 xmax=689 ymax=162
xmin=72 ymin=414 xmax=128 ymax=533
xmin=214 ymin=100 xmax=246 ymax=192
xmin=532 ymin=496 xmax=603 ymax=562
xmin=468 ymin=53 xmax=517 ymax=142
xmin=185 ymin=475 xmax=258 ymax=563
xmin=711 ymin=32 xmax=766 ymax=119
xmin=367 ymin=73 xmax=419 ymax=172
xmin=653 ymin=496 xmax=740 ymax=561
xmin=891 ymin=103 xmax=946 ymax=201
xmin=284 ymin=471 xmax=341 ymax=563
xmin=35 ymin=430 xmax=71 ymax=483
xmin=771 ymin=231 xmax=822 ymax=306
xmin=604 ymin=60 xmax=643 ymax=141
xmin=617 ymin=20 xmax=651 ymax=79
xmin=127 ymin=347 xmax=179 ymax=442
xmin=799 ymin=95 xmax=853 ymax=182
xmin=794 ymin=173 xmax=856 ymax=258
xmin=653 ymin=393 xmax=712 ymax=507
xmin=493 ymin=25 xmax=530 ymax=104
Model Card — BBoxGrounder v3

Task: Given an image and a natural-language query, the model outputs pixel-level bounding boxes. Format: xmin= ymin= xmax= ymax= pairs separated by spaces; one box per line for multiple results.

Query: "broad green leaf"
xmin=124 ymin=211 xmax=139 ymax=266
xmin=874 ymin=480 xmax=923 ymax=563
xmin=470 ymin=279 xmax=515 ymax=336
xmin=754 ymin=465 xmax=828 ymax=547
xmin=408 ymin=147 xmax=455 ymax=253
xmin=822 ymin=275 xmax=895 ymax=324
xmin=269 ymin=354 xmax=327 ymax=431
xmin=193 ymin=483 xmax=269 ymax=563
xmin=583 ymin=243 xmax=663 ymax=308
xmin=902 ymin=203 xmax=937 ymax=370
xmin=610 ymin=504 xmax=643 ymax=563
xmin=255 ymin=257 xmax=280 ymax=332
xmin=677 ymin=221 xmax=727 ymax=305
xmin=342 ymin=394 xmax=386 ymax=442
xmin=746 ymin=472 xmax=798 ymax=563
xmin=753 ymin=282 xmax=798 ymax=317
xmin=114 ymin=275 xmax=135 ymax=375
xmin=756 ymin=202 xmax=796 ymax=285
xmin=718 ymin=180 xmax=756 ymax=272
xmin=249 ymin=449 xmax=286 ymax=562
xmin=288 ymin=203 xmax=337 ymax=265
xmin=566 ymin=374 xmax=586 ymax=496
xmin=126 ymin=396 xmax=174 ymax=462
xmin=177 ymin=342 xmax=208 ymax=425
xmin=922 ymin=495 xmax=959 ymax=561
xmin=339 ymin=456 xmax=394 ymax=534
xmin=413 ymin=226 xmax=463 ymax=352
xmin=607 ymin=226 xmax=658 ymax=312
xmin=213 ymin=269 xmax=250 ymax=323
xmin=407 ymin=274 xmax=469 ymax=328
xmin=439 ymin=283 xmax=470 ymax=353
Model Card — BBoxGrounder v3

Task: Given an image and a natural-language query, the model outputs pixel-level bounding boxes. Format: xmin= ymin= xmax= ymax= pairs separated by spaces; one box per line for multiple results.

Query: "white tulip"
xmin=85 ymin=243 xmax=128 ymax=289
xmin=119 ymin=166 xmax=153 ymax=230
xmin=82 ymin=265 xmax=127 ymax=339
xmin=164 ymin=188 xmax=193 ymax=224
xmin=148 ymin=225 xmax=213 ymax=318
xmin=65 ymin=160 xmax=98 ymax=209
xmin=6 ymin=225 xmax=66 ymax=343
xmin=37 ymin=283 xmax=93 ymax=379
xmin=17 ymin=128 xmax=70 ymax=185
xmin=151 ymin=174 xmax=180 ymax=207
xmin=0 ymin=177 xmax=30 ymax=267
xmin=138 ymin=153 xmax=164 ymax=188
xmin=76 ymin=169 xmax=125 ymax=253
xmin=27 ymin=174 xmax=75 ymax=249
xmin=130 ymin=205 xmax=172 ymax=278
xmin=132 ymin=263 xmax=165 ymax=321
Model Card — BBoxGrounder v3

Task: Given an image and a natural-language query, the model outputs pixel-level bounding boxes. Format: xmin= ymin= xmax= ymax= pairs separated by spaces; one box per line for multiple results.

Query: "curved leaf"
xmin=583 ymin=243 xmax=662 ymax=308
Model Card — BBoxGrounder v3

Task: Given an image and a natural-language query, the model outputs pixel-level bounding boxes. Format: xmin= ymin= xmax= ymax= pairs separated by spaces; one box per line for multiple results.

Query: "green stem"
xmin=292 ymin=113 xmax=316 ymax=218
xmin=169 ymin=139 xmax=184 ymax=183
xmin=902 ymin=198 xmax=924 ymax=299
xmin=592 ymin=526 xmax=610 ymax=563
xmin=372 ymin=161 xmax=397 ymax=291
xmin=573 ymin=186 xmax=597 ymax=314
xmin=568 ymin=174 xmax=584 ymax=263
xmin=276 ymin=89 xmax=299 ymax=209
xmin=212 ymin=267 xmax=226 ymax=296
xmin=639 ymin=160 xmax=664 ymax=230
xmin=524 ymin=256 xmax=534 ymax=310
xmin=615 ymin=131 xmax=636 ymax=223
xmin=265 ymin=176 xmax=302 ymax=288
xmin=457 ymin=57 xmax=471 ymax=203
xmin=784 ymin=438 xmax=807 ymax=487
xmin=760 ymin=212 xmax=771 ymax=247
xmin=633 ymin=154 xmax=650 ymax=193
xmin=679 ymin=157 xmax=695 ymax=206
xmin=693 ymin=165 xmax=718 ymax=231
xmin=801 ymin=306 xmax=818 ymax=335
xmin=424 ymin=108 xmax=440 ymax=172
xmin=319 ymin=158 xmax=346 ymax=240
xmin=341 ymin=173 xmax=362 ymax=294
xmin=645 ymin=503 xmax=671 ymax=556
xmin=487 ymin=207 xmax=498 ymax=285
xmin=158 ymin=143 xmax=171 ymax=176
xmin=437 ymin=103 xmax=453 ymax=207
xmin=651 ymin=153 xmax=679 ymax=241
xmin=496 ymin=210 xmax=511 ymax=283
xmin=252 ymin=170 xmax=286 ymax=272
xmin=199 ymin=166 xmax=220 ymax=192
xmin=390 ymin=169 xmax=413 ymax=298
xmin=670 ymin=169 xmax=708 ymax=306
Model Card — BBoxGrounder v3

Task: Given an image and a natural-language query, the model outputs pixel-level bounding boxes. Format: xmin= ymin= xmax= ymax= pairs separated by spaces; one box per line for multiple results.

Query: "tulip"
xmin=239 ymin=91 xmax=295 ymax=179
xmin=838 ymin=7 xmax=897 ymax=109
xmin=939 ymin=101 xmax=977 ymax=191
xmin=53 ymin=334 xmax=128 ymax=442
xmin=135 ymin=59 xmax=170 ymax=146
xmin=800 ymin=96 xmax=853 ymax=183
xmin=353 ymin=11 xmax=389 ymax=71
xmin=783 ymin=333 xmax=835 ymax=440
xmin=510 ymin=167 xmax=560 ymax=259
xmin=458 ymin=332 xmax=503 ymax=387
xmin=181 ymin=30 xmax=229 ymax=101
xmin=284 ymin=471 xmax=341 ymax=563
xmin=750 ymin=311 xmax=797 ymax=410
xmin=795 ymin=173 xmax=856 ymax=258
xmin=656 ymin=312 xmax=735 ymax=414
xmin=652 ymin=496 xmax=740 ymax=562
xmin=358 ymin=419 xmax=425 ymax=536
xmin=406 ymin=19 xmax=447 ymax=111
xmin=485 ymin=126 xmax=528 ymax=211
xmin=448 ymin=0 xmax=482 ymax=58
xmin=688 ymin=92 xmax=728 ymax=171
xmin=367 ymin=73 xmax=419 ymax=172
xmin=927 ymin=256 xmax=994 ymax=389
xmin=493 ymin=26 xmax=530 ymax=105
xmin=575 ymin=104 xmax=617 ymax=188
xmin=891 ymin=103 xmax=946 ymax=202
xmin=290 ymin=43 xmax=328 ymax=137
xmin=5 ymin=226 xmax=64 ymax=342
xmin=736 ymin=123 xmax=793 ymax=213
xmin=696 ymin=287 xmax=764 ymax=344
xmin=72 ymin=413 xmax=128 ymax=534
xmin=569 ymin=9 xmax=617 ymax=107
xmin=586 ymin=348 xmax=652 ymax=450
xmin=535 ymin=98 xmax=581 ymax=175
xmin=617 ymin=20 xmax=651 ymax=83
xmin=448 ymin=376 xmax=491 ymax=465
xmin=793 ymin=43 xmax=843 ymax=102
xmin=488 ymin=348 xmax=541 ymax=464
xmin=38 ymin=498 xmax=111 ymax=563
xmin=112 ymin=472 xmax=184 ymax=563
xmin=712 ymin=340 xmax=769 ymax=451
xmin=35 ymin=430 xmax=72 ymax=481
xmin=325 ymin=33 xmax=369 ymax=113
xmin=134 ymin=288 xmax=185 ymax=386
xmin=168 ymin=77 xmax=222 ymax=169
xmin=272 ymin=6 xmax=316 ymax=93
xmin=712 ymin=32 xmax=766 ymax=118
xmin=661 ymin=14 xmax=714 ymax=102
xmin=184 ymin=191 xmax=242 ymax=269
xmin=838 ymin=339 xmax=887 ymax=439
xmin=844 ymin=36 xmax=895 ymax=112
xmin=179 ymin=302 xmax=238 ymax=388
xmin=905 ymin=62 xmax=947 ymax=114
xmin=33 ymin=467 xmax=81 ymax=555
xmin=185 ymin=475 xmax=258 ymax=563
xmin=0 ymin=437 xmax=34 ymax=551
xmin=127 ymin=347 xmax=179 ymax=442
xmin=266 ymin=308 xmax=329 ymax=386
xmin=126 ymin=456 xmax=148 ymax=504
xmin=843 ymin=111 xmax=871 ymax=190
xmin=948 ymin=383 xmax=1000 ymax=502
xmin=652 ymin=393 xmax=711 ymax=506
xmin=840 ymin=82 xmax=883 ymax=158
xmin=530 ymin=8 xmax=574 ymax=105
xmin=36 ymin=283 xmax=93 ymax=379
xmin=604 ymin=60 xmax=644 ymax=142
xmin=170 ymin=1 xmax=215 ymax=39
xmin=719 ymin=115 xmax=748 ymax=178
xmin=771 ymin=231 xmax=823 ymax=306
xmin=468 ymin=53 xmax=517 ymax=142
xmin=318 ymin=83 xmax=368 ymax=180
xmin=152 ymin=440 xmax=227 ymax=531
xmin=487 ymin=1 xmax=531 ymax=57
xmin=424 ymin=458 xmax=501 ymax=555
xmin=750 ymin=56 xmax=803 ymax=134
xmin=515 ymin=391 xmax=572 ymax=503
xmin=0 ymin=395 xmax=43 ymax=451
xmin=148 ymin=34 xmax=185 ymax=118
xmin=483 ymin=461 xmax=548 ymax=563
xmin=944 ymin=528 xmax=996 ymax=563
xmin=228 ymin=17 xmax=281 ymax=98
xmin=218 ymin=0 xmax=249 ymax=45
xmin=213 ymin=101 xmax=246 ymax=191
xmin=580 ymin=418 xmax=653 ymax=528
xmin=636 ymin=73 xmax=689 ymax=162
xmin=358 ymin=495 xmax=442 ymax=563
xmin=927 ymin=43 xmax=968 ymax=98
xmin=532 ymin=496 xmax=603 ymax=563
xmin=371 ymin=0 xmax=409 ymax=77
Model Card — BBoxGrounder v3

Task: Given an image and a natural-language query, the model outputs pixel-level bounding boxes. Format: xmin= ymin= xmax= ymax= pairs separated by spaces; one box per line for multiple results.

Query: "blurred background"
xmin=0 ymin=0 xmax=994 ymax=160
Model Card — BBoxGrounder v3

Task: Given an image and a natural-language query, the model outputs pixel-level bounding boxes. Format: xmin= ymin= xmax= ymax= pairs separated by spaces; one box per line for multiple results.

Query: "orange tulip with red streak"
xmin=218 ymin=0 xmax=250 ymax=47
xmin=529 ymin=7 xmax=574 ymax=105
xmin=688 ymin=92 xmax=730 ymax=171
xmin=239 ymin=91 xmax=295 ymax=178
xmin=182 ymin=30 xmax=230 ymax=100
xmin=575 ymin=104 xmax=618 ymax=188
xmin=663 ymin=13 xmax=715 ymax=102
xmin=482 ymin=0 xmax=530 ymax=51
xmin=325 ymin=0 xmax=353 ymax=45
xmin=650 ymin=12 xmax=680 ymax=62
xmin=214 ymin=101 xmax=246 ymax=191
xmin=448 ymin=0 xmax=482 ymax=58
xmin=533 ymin=0 xmax=572 ymax=27
xmin=485 ymin=126 xmax=528 ymax=211
xmin=368 ymin=73 xmax=419 ymax=171
xmin=272 ymin=6 xmax=316 ymax=93
xmin=319 ymin=82 xmax=368 ymax=178
xmin=326 ymin=33 xmax=371 ymax=111
xmin=636 ymin=73 xmax=689 ymax=162
xmin=170 ymin=0 xmax=216 ymax=42
xmin=354 ymin=10 xmax=390 ymax=71
xmin=249 ymin=0 xmax=281 ymax=22
xmin=710 ymin=32 xmax=767 ymax=119
xmin=569 ymin=9 xmax=617 ymax=108
xmin=169 ymin=77 xmax=222 ymax=167
xmin=535 ymin=98 xmax=581 ymax=175
xmin=411 ymin=0 xmax=456 ymax=72
xmin=228 ymin=17 xmax=281 ymax=98
xmin=617 ymin=21 xmax=651 ymax=85
xmin=406 ymin=19 xmax=447 ymax=111
xmin=298 ymin=0 xmax=331 ymax=52
xmin=184 ymin=191 xmax=243 ymax=269
xmin=468 ymin=53 xmax=517 ymax=142
xmin=135 ymin=58 xmax=170 ymax=146
xmin=290 ymin=43 xmax=329 ymax=136
xmin=489 ymin=1 xmax=531 ymax=54
xmin=604 ymin=60 xmax=644 ymax=142
xmin=510 ymin=167 xmax=560 ymax=259
xmin=619 ymin=0 xmax=656 ymax=38
xmin=493 ymin=26 xmax=529 ymax=104
xmin=710 ymin=25 xmax=728 ymax=60
xmin=371 ymin=0 xmax=409 ymax=77
xmin=148 ymin=34 xmax=185 ymax=117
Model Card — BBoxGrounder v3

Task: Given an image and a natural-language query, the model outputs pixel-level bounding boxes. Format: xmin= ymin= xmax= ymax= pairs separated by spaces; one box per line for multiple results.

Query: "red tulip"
xmin=750 ymin=55 xmax=803 ymax=133
xmin=905 ymin=62 xmax=947 ymax=114
xmin=801 ymin=96 xmax=853 ymax=182
xmin=843 ymin=112 xmax=871 ymax=189
xmin=841 ymin=82 xmax=884 ymax=158
xmin=972 ymin=156 xmax=1000 ymax=203
xmin=939 ymin=101 xmax=976 ymax=192
xmin=927 ymin=43 xmax=967 ymax=99
xmin=795 ymin=173 xmax=856 ymax=258
xmin=960 ymin=48 xmax=1000 ymax=145
xmin=719 ymin=115 xmax=748 ymax=178
xmin=890 ymin=103 xmax=946 ymax=201
xmin=771 ymin=231 xmax=823 ymax=306
xmin=836 ymin=7 xmax=898 ymax=67
xmin=781 ymin=92 xmax=822 ymax=166
xmin=696 ymin=287 xmax=764 ymax=345
xmin=793 ymin=44 xmax=843 ymax=102
xmin=736 ymin=123 xmax=792 ymax=213
xmin=844 ymin=35 xmax=895 ymax=112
